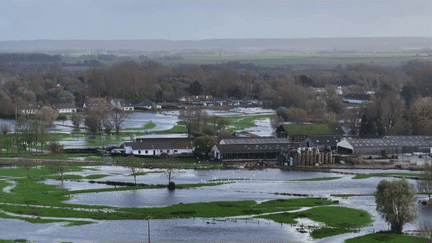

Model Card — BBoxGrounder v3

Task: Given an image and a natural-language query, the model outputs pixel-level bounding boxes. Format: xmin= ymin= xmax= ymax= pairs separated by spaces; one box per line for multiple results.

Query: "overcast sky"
xmin=1 ymin=0 xmax=432 ymax=41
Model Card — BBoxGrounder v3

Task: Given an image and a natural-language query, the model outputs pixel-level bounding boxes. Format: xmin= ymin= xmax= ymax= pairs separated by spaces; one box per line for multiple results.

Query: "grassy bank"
xmin=345 ymin=232 xmax=427 ymax=242
xmin=352 ymin=173 xmax=422 ymax=180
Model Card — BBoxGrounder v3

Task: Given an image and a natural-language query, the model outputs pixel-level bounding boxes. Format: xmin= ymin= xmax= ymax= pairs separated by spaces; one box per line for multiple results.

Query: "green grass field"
xmin=344 ymin=232 xmax=427 ymax=243
xmin=158 ymin=52 xmax=432 ymax=70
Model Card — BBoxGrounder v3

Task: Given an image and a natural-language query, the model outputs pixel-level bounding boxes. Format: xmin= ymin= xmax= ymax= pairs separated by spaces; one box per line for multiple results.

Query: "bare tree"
xmin=85 ymin=108 xmax=108 ymax=134
xmin=37 ymin=106 xmax=59 ymax=125
xmin=418 ymin=162 xmax=432 ymax=199
xmin=48 ymin=156 xmax=68 ymax=181
xmin=122 ymin=157 xmax=143 ymax=185
xmin=110 ymin=108 xmax=130 ymax=135
xmin=48 ymin=140 xmax=64 ymax=154
xmin=163 ymin=161 xmax=177 ymax=190
xmin=17 ymin=155 xmax=38 ymax=178
xmin=71 ymin=113 xmax=82 ymax=128
xmin=179 ymin=108 xmax=202 ymax=137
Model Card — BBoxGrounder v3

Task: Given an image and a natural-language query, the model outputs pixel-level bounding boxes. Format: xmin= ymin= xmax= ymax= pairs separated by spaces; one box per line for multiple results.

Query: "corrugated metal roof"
xmin=343 ymin=136 xmax=432 ymax=148
xmin=218 ymin=142 xmax=301 ymax=153
xmin=220 ymin=137 xmax=289 ymax=145
xmin=126 ymin=138 xmax=195 ymax=150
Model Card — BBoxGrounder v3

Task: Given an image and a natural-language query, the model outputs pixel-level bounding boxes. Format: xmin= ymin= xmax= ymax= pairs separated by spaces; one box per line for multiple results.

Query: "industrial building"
xmin=337 ymin=136 xmax=432 ymax=157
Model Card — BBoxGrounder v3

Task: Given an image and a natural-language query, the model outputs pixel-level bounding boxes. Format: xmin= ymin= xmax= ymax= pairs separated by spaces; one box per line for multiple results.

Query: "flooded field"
xmin=6 ymin=167 xmax=428 ymax=242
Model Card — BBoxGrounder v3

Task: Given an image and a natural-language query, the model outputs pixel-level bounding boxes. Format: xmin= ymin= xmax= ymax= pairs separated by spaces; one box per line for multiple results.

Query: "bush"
xmin=168 ymin=182 xmax=176 ymax=191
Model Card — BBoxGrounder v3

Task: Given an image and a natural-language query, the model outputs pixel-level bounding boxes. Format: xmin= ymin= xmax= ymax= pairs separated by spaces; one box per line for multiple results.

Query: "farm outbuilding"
xmin=301 ymin=135 xmax=342 ymax=152
xmin=337 ymin=136 xmax=432 ymax=157
xmin=211 ymin=137 xmax=301 ymax=161
xmin=276 ymin=123 xmax=344 ymax=142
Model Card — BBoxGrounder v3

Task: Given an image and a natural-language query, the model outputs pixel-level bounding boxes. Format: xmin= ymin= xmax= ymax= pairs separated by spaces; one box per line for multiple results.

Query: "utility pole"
xmin=147 ymin=218 xmax=151 ymax=243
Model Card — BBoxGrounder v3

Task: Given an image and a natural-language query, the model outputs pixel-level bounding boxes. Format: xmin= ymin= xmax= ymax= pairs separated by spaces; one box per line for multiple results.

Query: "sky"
xmin=1 ymin=0 xmax=432 ymax=41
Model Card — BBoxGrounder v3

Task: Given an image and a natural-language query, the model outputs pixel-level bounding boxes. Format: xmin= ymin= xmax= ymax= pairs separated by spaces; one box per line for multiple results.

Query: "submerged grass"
xmin=294 ymin=177 xmax=341 ymax=181
xmin=258 ymin=206 xmax=372 ymax=239
xmin=225 ymin=114 xmax=275 ymax=131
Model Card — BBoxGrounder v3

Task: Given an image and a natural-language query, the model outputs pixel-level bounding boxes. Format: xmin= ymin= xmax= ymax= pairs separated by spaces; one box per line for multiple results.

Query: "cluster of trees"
xmin=179 ymin=108 xmax=230 ymax=156
xmin=4 ymin=53 xmax=432 ymax=137
xmin=83 ymin=107 xmax=130 ymax=135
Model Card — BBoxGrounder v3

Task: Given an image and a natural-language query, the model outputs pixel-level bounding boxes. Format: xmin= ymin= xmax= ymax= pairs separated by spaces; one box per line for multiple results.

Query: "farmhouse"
xmin=110 ymin=99 xmax=134 ymax=111
xmin=337 ymin=135 xmax=432 ymax=157
xmin=53 ymin=103 xmax=77 ymax=113
xmin=134 ymin=100 xmax=161 ymax=110
xmin=18 ymin=103 xmax=40 ymax=115
xmin=211 ymin=137 xmax=301 ymax=161
xmin=124 ymin=138 xmax=195 ymax=157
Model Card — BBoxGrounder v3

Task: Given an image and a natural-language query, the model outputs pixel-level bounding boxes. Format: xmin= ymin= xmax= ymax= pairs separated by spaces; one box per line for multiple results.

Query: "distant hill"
xmin=1 ymin=37 xmax=432 ymax=54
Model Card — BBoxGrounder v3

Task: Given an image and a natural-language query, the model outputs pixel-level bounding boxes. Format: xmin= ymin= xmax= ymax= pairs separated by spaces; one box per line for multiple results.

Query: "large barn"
xmin=211 ymin=137 xmax=301 ymax=161
xmin=337 ymin=136 xmax=432 ymax=157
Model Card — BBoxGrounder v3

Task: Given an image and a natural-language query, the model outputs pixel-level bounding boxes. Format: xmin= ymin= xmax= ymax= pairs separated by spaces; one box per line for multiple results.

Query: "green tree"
xmin=194 ymin=135 xmax=216 ymax=158
xmin=375 ymin=178 xmax=417 ymax=233
xmin=17 ymin=155 xmax=38 ymax=178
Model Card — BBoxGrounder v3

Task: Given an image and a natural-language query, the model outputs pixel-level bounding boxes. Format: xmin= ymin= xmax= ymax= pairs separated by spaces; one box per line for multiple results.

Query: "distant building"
xmin=134 ymin=100 xmax=161 ymax=110
xmin=337 ymin=135 xmax=432 ymax=157
xmin=18 ymin=103 xmax=40 ymax=115
xmin=83 ymin=97 xmax=110 ymax=110
xmin=342 ymin=94 xmax=370 ymax=104
xmin=53 ymin=103 xmax=77 ymax=113
xmin=110 ymin=99 xmax=134 ymax=111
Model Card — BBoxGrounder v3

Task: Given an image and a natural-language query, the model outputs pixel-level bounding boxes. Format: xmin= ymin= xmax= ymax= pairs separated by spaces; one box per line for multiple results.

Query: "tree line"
xmin=2 ymin=55 xmax=432 ymax=136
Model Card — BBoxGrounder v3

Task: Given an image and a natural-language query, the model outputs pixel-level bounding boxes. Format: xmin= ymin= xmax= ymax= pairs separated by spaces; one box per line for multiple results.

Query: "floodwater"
xmin=0 ymin=107 xmax=276 ymax=148
xmin=14 ymin=167 xmax=429 ymax=242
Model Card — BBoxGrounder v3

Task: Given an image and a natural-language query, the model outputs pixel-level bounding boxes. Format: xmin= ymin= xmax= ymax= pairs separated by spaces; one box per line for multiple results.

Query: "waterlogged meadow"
xmin=0 ymin=164 xmax=395 ymax=242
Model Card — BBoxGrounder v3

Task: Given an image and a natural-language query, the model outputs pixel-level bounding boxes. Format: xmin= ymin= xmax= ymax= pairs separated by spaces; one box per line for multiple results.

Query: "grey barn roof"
xmin=220 ymin=137 xmax=290 ymax=145
xmin=125 ymin=138 xmax=195 ymax=150
xmin=338 ymin=136 xmax=432 ymax=149
xmin=218 ymin=142 xmax=301 ymax=153
xmin=303 ymin=135 xmax=342 ymax=146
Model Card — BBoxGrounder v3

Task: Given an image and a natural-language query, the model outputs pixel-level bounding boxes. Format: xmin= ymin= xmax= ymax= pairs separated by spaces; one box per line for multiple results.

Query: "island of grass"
xmin=352 ymin=173 xmax=422 ymax=180
xmin=257 ymin=206 xmax=373 ymax=239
